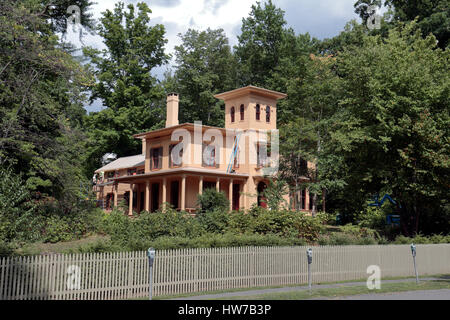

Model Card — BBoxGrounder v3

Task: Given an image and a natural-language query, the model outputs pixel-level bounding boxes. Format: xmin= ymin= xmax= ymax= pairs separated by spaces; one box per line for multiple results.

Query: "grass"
xmin=213 ymin=279 xmax=450 ymax=300
xmin=15 ymin=235 xmax=109 ymax=255
xmin=133 ymin=274 xmax=449 ymax=300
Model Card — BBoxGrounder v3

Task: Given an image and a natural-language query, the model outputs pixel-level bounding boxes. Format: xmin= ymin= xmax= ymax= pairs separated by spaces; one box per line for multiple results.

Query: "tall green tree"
xmin=324 ymin=22 xmax=449 ymax=235
xmin=0 ymin=0 xmax=92 ymax=198
xmin=385 ymin=0 xmax=450 ymax=49
xmin=235 ymin=0 xmax=290 ymax=88
xmin=83 ymin=2 xmax=169 ymax=173
xmin=171 ymin=28 xmax=237 ymax=127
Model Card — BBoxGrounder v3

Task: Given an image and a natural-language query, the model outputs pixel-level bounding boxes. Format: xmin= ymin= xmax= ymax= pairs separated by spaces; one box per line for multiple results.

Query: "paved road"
xmin=313 ymin=289 xmax=450 ymax=300
xmin=170 ymin=277 xmax=445 ymax=300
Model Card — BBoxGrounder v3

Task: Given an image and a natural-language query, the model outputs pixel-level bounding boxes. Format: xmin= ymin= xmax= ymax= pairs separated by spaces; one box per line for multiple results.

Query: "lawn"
xmin=214 ymin=279 xmax=450 ymax=300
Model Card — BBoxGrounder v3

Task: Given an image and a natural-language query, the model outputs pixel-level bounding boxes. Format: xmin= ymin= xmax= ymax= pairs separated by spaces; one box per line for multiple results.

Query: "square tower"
xmin=214 ymin=86 xmax=287 ymax=131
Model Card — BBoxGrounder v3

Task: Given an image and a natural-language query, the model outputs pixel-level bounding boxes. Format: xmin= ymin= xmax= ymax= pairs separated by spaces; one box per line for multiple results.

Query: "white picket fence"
xmin=0 ymin=244 xmax=449 ymax=300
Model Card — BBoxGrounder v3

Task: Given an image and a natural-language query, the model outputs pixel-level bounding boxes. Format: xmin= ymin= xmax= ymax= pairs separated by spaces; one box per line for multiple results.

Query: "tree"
xmin=385 ymin=0 xmax=450 ymax=49
xmin=235 ymin=0 xmax=290 ymax=88
xmin=324 ymin=22 xmax=449 ymax=235
xmin=83 ymin=2 xmax=169 ymax=172
xmin=0 ymin=0 xmax=92 ymax=198
xmin=279 ymin=53 xmax=344 ymax=214
xmin=172 ymin=28 xmax=238 ymax=126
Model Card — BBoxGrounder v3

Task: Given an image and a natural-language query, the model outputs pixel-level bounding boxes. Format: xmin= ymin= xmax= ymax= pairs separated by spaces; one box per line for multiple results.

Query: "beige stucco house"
xmin=94 ymin=86 xmax=313 ymax=215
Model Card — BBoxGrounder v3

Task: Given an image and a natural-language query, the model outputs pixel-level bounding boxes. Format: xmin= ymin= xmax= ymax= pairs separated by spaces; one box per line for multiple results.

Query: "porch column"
xmin=229 ymin=179 xmax=233 ymax=211
xmin=113 ymin=182 xmax=118 ymax=207
xmin=216 ymin=178 xmax=220 ymax=192
xmin=128 ymin=184 xmax=134 ymax=216
xmin=181 ymin=175 xmax=186 ymax=211
xmin=162 ymin=178 xmax=167 ymax=209
xmin=199 ymin=176 xmax=203 ymax=195
xmin=145 ymin=181 xmax=150 ymax=212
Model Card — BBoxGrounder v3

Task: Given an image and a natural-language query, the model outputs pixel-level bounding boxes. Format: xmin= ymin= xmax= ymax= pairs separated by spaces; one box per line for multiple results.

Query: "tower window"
xmin=231 ymin=106 xmax=235 ymax=123
xmin=266 ymin=106 xmax=271 ymax=122
xmin=256 ymin=104 xmax=260 ymax=121
xmin=240 ymin=104 xmax=244 ymax=121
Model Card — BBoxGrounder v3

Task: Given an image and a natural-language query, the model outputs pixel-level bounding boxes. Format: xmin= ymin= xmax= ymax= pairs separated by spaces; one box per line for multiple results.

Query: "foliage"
xmin=385 ymin=0 xmax=450 ymax=49
xmin=235 ymin=0 xmax=292 ymax=88
xmin=197 ymin=188 xmax=230 ymax=213
xmin=318 ymin=22 xmax=449 ymax=236
xmin=196 ymin=210 xmax=230 ymax=234
xmin=262 ymin=179 xmax=289 ymax=211
xmin=0 ymin=0 xmax=92 ymax=198
xmin=0 ymin=167 xmax=36 ymax=242
xmin=83 ymin=1 xmax=169 ymax=174
xmin=172 ymin=28 xmax=238 ymax=127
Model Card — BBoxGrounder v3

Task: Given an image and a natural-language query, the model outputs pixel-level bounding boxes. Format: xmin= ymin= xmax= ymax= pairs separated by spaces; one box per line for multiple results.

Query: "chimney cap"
xmin=167 ymin=92 xmax=179 ymax=97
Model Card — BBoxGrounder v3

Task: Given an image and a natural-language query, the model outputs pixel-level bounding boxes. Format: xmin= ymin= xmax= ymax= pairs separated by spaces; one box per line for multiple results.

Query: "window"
xmin=240 ymin=104 xmax=244 ymax=121
xmin=256 ymin=104 xmax=260 ymax=121
xmin=231 ymin=106 xmax=235 ymax=123
xmin=150 ymin=147 xmax=163 ymax=170
xmin=266 ymin=106 xmax=271 ymax=122
xmin=202 ymin=143 xmax=216 ymax=167
xmin=127 ymin=168 xmax=137 ymax=176
xmin=169 ymin=143 xmax=183 ymax=167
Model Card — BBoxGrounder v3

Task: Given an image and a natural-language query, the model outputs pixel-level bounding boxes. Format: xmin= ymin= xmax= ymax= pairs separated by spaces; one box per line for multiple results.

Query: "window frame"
xmin=150 ymin=146 xmax=163 ymax=170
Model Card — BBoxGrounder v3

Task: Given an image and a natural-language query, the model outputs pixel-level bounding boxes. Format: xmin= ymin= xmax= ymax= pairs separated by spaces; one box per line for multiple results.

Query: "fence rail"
xmin=1 ymin=244 xmax=449 ymax=300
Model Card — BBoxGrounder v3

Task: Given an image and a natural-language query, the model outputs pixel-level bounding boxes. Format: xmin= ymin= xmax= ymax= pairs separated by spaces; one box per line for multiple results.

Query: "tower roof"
xmin=214 ymin=85 xmax=287 ymax=101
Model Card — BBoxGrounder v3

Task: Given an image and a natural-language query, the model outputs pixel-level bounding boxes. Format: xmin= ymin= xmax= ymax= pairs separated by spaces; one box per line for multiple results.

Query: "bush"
xmin=197 ymin=209 xmax=230 ymax=233
xmin=197 ymin=188 xmax=229 ymax=213
xmin=75 ymin=233 xmax=309 ymax=252
xmin=0 ymin=167 xmax=36 ymax=242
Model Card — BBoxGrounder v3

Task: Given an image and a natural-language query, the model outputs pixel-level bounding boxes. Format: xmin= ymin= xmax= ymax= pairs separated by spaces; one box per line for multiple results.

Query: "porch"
xmin=111 ymin=168 xmax=249 ymax=215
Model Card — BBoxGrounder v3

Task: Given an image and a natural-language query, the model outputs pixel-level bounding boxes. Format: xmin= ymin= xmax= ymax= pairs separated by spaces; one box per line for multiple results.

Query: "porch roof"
xmin=111 ymin=167 xmax=249 ymax=184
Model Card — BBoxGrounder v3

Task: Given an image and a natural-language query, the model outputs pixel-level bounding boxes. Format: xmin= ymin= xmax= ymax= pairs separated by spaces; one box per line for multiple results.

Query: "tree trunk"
xmin=322 ymin=189 xmax=326 ymax=213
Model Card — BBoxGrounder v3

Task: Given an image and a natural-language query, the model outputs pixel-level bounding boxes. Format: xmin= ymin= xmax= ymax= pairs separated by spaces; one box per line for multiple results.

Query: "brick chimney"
xmin=166 ymin=93 xmax=179 ymax=128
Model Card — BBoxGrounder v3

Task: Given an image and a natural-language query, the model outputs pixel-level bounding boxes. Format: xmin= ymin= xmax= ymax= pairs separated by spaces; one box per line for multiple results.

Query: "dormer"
xmin=214 ymin=86 xmax=287 ymax=131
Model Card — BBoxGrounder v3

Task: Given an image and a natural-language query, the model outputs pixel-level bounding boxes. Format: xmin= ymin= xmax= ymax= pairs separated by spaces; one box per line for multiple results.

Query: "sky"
xmin=66 ymin=0 xmax=368 ymax=112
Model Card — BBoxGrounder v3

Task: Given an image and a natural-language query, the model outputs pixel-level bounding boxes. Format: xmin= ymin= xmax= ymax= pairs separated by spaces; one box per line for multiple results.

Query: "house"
xmin=94 ymin=86 xmax=313 ymax=214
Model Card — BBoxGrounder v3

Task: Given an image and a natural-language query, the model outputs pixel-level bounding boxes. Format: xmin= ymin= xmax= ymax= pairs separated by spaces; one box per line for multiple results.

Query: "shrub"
xmin=197 ymin=188 xmax=229 ymax=213
xmin=0 ymin=167 xmax=36 ymax=242
xmin=197 ymin=209 xmax=230 ymax=234
xmin=291 ymin=213 xmax=324 ymax=242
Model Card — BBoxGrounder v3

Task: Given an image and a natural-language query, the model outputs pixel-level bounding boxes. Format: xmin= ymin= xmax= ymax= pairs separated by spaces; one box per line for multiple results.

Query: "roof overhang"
xmin=133 ymin=123 xmax=237 ymax=140
xmin=214 ymin=86 xmax=287 ymax=101
xmin=111 ymin=167 xmax=249 ymax=184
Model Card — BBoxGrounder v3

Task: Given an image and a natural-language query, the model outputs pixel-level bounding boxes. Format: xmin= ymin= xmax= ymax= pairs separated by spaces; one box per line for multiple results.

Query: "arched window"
xmin=266 ymin=106 xmax=271 ymax=122
xmin=230 ymin=106 xmax=235 ymax=123
xmin=240 ymin=104 xmax=244 ymax=121
xmin=256 ymin=104 xmax=260 ymax=121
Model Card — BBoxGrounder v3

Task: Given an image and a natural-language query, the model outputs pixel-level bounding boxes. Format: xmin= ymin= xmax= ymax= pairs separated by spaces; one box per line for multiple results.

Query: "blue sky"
xmin=66 ymin=0 xmax=367 ymax=113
